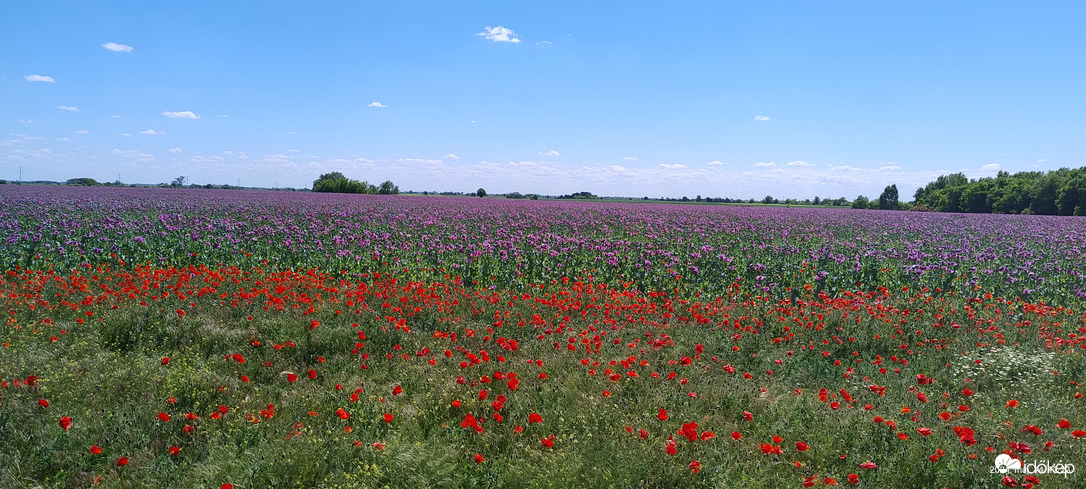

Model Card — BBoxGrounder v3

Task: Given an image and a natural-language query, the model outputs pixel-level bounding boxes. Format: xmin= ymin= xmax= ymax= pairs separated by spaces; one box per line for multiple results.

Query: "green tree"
xmin=476 ymin=188 xmax=487 ymax=197
xmin=852 ymin=195 xmax=870 ymax=209
xmin=877 ymin=184 xmax=900 ymax=210
xmin=66 ymin=177 xmax=100 ymax=186
xmin=377 ymin=180 xmax=399 ymax=195
xmin=171 ymin=176 xmax=188 ymax=188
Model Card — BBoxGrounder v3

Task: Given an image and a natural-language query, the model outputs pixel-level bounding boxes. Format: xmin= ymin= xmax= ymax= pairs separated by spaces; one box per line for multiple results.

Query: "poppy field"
xmin=1 ymin=186 xmax=1085 ymax=488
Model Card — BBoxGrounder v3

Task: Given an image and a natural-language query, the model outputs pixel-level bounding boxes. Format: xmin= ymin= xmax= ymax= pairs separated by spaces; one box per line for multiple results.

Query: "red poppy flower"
xmin=1057 ymin=418 xmax=1071 ymax=429
xmin=308 ymin=369 xmax=317 ymax=380
xmin=680 ymin=422 xmax=699 ymax=442
xmin=688 ymin=460 xmax=701 ymax=473
xmin=38 ymin=399 xmax=49 ymax=408
xmin=1072 ymin=430 xmax=1086 ymax=438
xmin=666 ymin=439 xmax=678 ymax=455
xmin=383 ymin=413 xmax=394 ymax=423
xmin=90 ymin=445 xmax=102 ymax=454
xmin=961 ymin=388 xmax=974 ymax=396
xmin=731 ymin=431 xmax=742 ymax=440
xmin=161 ymin=357 xmax=170 ymax=366
xmin=287 ymin=373 xmax=298 ymax=382
xmin=917 ymin=427 xmax=932 ymax=436
xmin=336 ymin=408 xmax=350 ymax=420
xmin=117 ymin=457 xmax=129 ymax=466
xmin=221 ymin=484 xmax=233 ymax=489
xmin=859 ymin=461 xmax=877 ymax=470
xmin=473 ymin=453 xmax=485 ymax=464
xmin=658 ymin=409 xmax=669 ymax=421
xmin=796 ymin=441 xmax=809 ymax=451
xmin=529 ymin=412 xmax=543 ymax=424
xmin=1005 ymin=399 xmax=1019 ymax=408
xmin=158 ymin=412 xmax=170 ymax=422
xmin=824 ymin=477 xmax=838 ymax=486
xmin=541 ymin=434 xmax=555 ymax=448
xmin=743 ymin=411 xmax=753 ymax=421
xmin=759 ymin=443 xmax=782 ymax=455
xmin=59 ymin=416 xmax=72 ymax=431
xmin=848 ymin=474 xmax=860 ymax=484
xmin=219 ymin=405 xmax=229 ymax=414
xmin=393 ymin=385 xmax=403 ymax=395
xmin=168 ymin=446 xmax=180 ymax=456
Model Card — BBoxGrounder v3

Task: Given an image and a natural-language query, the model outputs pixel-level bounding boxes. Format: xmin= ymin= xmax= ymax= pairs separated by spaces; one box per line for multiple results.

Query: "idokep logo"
xmin=991 ymin=453 xmax=1076 ymax=478
xmin=993 ymin=454 xmax=1022 ymax=474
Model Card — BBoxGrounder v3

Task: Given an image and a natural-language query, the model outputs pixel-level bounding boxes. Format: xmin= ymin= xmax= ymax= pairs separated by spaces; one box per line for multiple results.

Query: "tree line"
xmin=312 ymin=172 xmax=399 ymax=195
xmin=909 ymin=167 xmax=1086 ymax=215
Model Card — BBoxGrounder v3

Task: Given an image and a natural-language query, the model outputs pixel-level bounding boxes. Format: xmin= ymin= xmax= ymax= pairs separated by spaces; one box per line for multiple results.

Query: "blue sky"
xmin=3 ymin=1 xmax=1084 ymax=198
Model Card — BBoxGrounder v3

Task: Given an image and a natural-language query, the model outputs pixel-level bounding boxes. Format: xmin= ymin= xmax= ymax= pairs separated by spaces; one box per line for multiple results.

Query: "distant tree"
xmin=66 ymin=177 xmax=100 ymax=186
xmin=506 ymin=192 xmax=525 ymax=199
xmin=171 ymin=176 xmax=188 ymax=188
xmin=315 ymin=172 xmax=346 ymax=183
xmin=762 ymin=195 xmax=775 ymax=205
xmin=377 ymin=180 xmax=399 ymax=195
xmin=852 ymin=195 xmax=870 ymax=209
xmin=476 ymin=188 xmax=487 ymax=197
xmin=681 ymin=196 xmax=690 ymax=202
xmin=695 ymin=195 xmax=703 ymax=202
xmin=877 ymin=184 xmax=900 ymax=210
xmin=812 ymin=196 xmax=820 ymax=205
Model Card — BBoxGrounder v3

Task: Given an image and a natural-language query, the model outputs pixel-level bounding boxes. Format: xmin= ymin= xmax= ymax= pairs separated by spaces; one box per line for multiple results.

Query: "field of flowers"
xmin=1 ymin=185 xmax=1084 ymax=488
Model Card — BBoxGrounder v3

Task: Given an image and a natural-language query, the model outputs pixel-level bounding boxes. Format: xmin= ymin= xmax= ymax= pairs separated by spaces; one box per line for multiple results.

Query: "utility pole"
xmin=19 ymin=167 xmax=23 ymax=182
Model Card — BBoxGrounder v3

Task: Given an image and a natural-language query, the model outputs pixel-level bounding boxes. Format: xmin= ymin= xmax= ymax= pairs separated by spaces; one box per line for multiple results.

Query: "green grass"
xmin=1 ymin=270 xmax=1084 ymax=488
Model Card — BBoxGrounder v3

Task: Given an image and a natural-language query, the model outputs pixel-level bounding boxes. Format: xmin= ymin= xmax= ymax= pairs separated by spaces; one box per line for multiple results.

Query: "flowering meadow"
xmin=1 ymin=186 xmax=1085 ymax=488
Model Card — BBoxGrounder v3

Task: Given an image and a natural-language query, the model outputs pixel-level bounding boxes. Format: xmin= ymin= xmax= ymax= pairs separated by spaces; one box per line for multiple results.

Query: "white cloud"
xmin=139 ymin=129 xmax=164 ymax=135
xmin=219 ymin=114 xmax=229 ymax=118
xmin=754 ymin=115 xmax=770 ymax=122
xmin=110 ymin=115 xmax=121 ymax=118
xmin=285 ymin=131 xmax=299 ymax=135
xmin=25 ymin=74 xmax=55 ymax=83
xmin=879 ymin=165 xmax=901 ymax=171
xmin=169 ymin=147 xmax=182 ymax=153
xmin=102 ymin=42 xmax=133 ymax=52
xmin=656 ymin=163 xmax=687 ymax=170
xmin=162 ymin=110 xmax=200 ymax=119
xmin=18 ymin=119 xmax=32 ymax=124
xmin=753 ymin=161 xmax=776 ymax=167
xmin=57 ymin=105 xmax=79 ymax=112
xmin=829 ymin=165 xmax=862 ymax=171
xmin=121 ymin=133 xmax=131 ymax=137
xmin=706 ymin=160 xmax=724 ymax=166
xmin=787 ymin=160 xmax=813 ymax=167
xmin=286 ymin=149 xmax=300 ymax=152
xmin=73 ymin=130 xmax=89 ymax=134
xmin=536 ymin=41 xmax=552 ymax=46
xmin=623 ymin=156 xmax=638 ymax=161
xmin=979 ymin=163 xmax=1001 ymax=171
xmin=368 ymin=101 xmax=387 ymax=108
xmin=445 ymin=153 xmax=460 ymax=160
xmin=477 ymin=25 xmax=521 ymax=43
xmin=111 ymin=148 xmax=155 ymax=163
xmin=539 ymin=150 xmax=560 ymax=157
xmin=55 ymin=137 xmax=73 ymax=142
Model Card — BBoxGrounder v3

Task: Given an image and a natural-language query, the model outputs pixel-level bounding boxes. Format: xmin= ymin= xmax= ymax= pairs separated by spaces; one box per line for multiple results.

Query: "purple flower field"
xmin=2 ymin=185 xmax=1084 ymax=303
